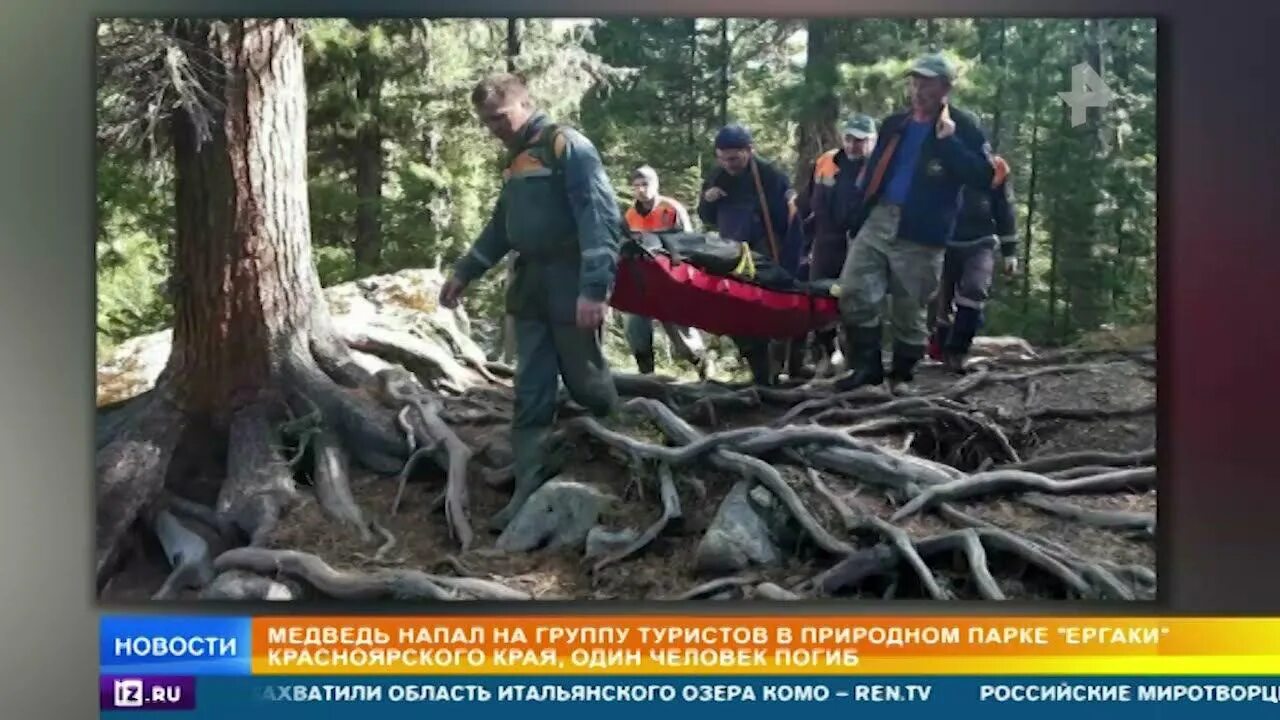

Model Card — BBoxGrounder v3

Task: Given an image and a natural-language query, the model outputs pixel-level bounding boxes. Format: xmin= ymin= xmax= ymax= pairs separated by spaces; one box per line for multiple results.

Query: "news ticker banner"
xmin=99 ymin=615 xmax=1280 ymax=716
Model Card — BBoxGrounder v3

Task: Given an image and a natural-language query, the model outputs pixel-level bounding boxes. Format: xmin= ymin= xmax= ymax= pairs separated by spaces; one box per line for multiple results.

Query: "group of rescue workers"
xmin=439 ymin=52 xmax=1020 ymax=529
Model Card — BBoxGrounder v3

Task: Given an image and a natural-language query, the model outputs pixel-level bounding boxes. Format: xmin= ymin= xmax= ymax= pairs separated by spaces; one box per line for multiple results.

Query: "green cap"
xmin=907 ymin=52 xmax=956 ymax=83
xmin=842 ymin=114 xmax=877 ymax=139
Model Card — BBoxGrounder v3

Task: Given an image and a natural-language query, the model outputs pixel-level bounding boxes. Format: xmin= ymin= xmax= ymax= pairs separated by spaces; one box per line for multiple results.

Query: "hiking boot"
xmin=943 ymin=351 xmax=969 ymax=374
xmin=786 ymin=340 xmax=815 ymax=381
xmin=746 ymin=347 xmax=775 ymax=386
xmin=833 ymin=325 xmax=885 ymax=392
xmin=887 ymin=342 xmax=925 ymax=395
xmin=813 ymin=354 xmax=834 ymax=379
xmin=635 ymin=351 xmax=655 ymax=375
xmin=946 ymin=306 xmax=982 ymax=362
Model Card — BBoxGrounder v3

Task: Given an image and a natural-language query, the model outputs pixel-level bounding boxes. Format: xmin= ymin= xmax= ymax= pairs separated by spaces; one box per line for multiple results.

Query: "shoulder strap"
xmin=748 ymin=157 xmax=781 ymax=262
xmin=535 ymin=122 xmax=567 ymax=173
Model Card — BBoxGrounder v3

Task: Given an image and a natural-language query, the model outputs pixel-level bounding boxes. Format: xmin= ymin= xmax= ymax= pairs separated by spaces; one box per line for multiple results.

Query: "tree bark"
xmin=353 ymin=21 xmax=384 ymax=273
xmin=718 ymin=20 xmax=730 ymax=126
xmin=99 ymin=18 xmax=404 ymax=582
xmin=168 ymin=18 xmax=333 ymax=421
xmin=793 ymin=19 xmax=840 ymax=195
xmin=1022 ymin=91 xmax=1041 ymax=317
xmin=506 ymin=19 xmax=521 ymax=73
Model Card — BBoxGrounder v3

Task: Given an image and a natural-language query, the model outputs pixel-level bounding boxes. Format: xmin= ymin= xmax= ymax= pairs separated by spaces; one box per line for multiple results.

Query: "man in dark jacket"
xmin=440 ymin=73 xmax=623 ymax=530
xmin=697 ymin=124 xmax=798 ymax=385
xmin=797 ymin=113 xmax=876 ymax=377
xmin=834 ymin=53 xmax=996 ymax=393
xmin=927 ymin=155 xmax=1019 ymax=372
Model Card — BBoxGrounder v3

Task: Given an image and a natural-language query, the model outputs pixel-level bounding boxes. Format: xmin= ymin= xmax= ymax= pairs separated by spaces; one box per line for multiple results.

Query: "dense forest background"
xmin=96 ymin=17 xmax=1156 ymax=361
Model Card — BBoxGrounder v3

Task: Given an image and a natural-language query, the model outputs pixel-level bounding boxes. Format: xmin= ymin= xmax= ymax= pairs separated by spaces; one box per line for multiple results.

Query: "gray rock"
xmin=584 ymin=526 xmax=641 ymax=559
xmin=748 ymin=484 xmax=802 ymax=551
xmin=496 ymin=478 xmax=615 ymax=552
xmin=694 ymin=481 xmax=781 ymax=574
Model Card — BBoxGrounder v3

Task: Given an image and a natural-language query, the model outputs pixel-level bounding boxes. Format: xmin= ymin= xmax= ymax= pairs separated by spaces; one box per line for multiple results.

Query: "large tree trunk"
xmin=718 ymin=20 xmax=730 ymax=126
xmin=793 ymin=19 xmax=840 ymax=196
xmin=353 ymin=22 xmax=384 ymax=273
xmin=506 ymin=19 xmax=521 ymax=73
xmin=97 ymin=18 xmax=406 ymax=591
xmin=167 ymin=18 xmax=323 ymax=417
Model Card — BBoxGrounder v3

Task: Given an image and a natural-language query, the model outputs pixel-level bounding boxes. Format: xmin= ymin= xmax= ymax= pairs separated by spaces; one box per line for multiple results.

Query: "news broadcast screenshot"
xmin=78 ymin=10 xmax=1265 ymax=718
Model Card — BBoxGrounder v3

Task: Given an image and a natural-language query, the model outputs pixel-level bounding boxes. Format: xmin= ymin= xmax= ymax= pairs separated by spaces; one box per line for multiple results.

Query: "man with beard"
xmin=696 ymin=124 xmax=797 ymax=386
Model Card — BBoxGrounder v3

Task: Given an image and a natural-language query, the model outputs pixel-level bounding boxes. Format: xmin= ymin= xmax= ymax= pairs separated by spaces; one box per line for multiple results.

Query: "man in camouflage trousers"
xmin=440 ymin=73 xmax=623 ymax=529
xmin=834 ymin=53 xmax=996 ymax=393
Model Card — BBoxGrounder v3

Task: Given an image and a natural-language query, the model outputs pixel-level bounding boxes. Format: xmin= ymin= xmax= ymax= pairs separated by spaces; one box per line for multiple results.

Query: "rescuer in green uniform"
xmin=439 ymin=73 xmax=623 ymax=530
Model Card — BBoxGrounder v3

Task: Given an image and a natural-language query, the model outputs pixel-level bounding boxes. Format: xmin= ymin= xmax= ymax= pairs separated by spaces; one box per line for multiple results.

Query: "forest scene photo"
xmin=96 ymin=17 xmax=1157 ymax=603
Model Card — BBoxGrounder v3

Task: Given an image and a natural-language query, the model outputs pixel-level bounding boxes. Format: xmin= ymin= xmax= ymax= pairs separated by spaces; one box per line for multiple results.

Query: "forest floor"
xmin=98 ymin=269 xmax=1156 ymax=603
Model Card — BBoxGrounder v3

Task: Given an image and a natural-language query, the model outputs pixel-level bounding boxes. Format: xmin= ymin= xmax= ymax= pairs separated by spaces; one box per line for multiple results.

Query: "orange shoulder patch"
xmin=991 ymin=155 xmax=1010 ymax=188
xmin=506 ymin=150 xmax=546 ymax=177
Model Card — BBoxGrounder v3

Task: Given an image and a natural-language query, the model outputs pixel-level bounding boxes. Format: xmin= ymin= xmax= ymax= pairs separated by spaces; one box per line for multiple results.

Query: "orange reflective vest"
xmin=625 ymin=196 xmax=687 ymax=233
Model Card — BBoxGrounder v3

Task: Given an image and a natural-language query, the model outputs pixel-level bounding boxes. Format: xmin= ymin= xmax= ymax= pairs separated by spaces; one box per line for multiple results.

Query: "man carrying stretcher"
xmin=696 ymin=124 xmax=802 ymax=386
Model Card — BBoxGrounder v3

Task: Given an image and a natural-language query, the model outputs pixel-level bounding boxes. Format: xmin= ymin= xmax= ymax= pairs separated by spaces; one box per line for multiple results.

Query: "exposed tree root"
xmin=95 ymin=392 xmax=186 ymax=588
xmin=162 ymin=491 xmax=236 ymax=544
xmin=933 ymin=504 xmax=1138 ymax=599
xmin=149 ymin=509 xmax=215 ymax=600
xmin=335 ymin=320 xmax=481 ymax=394
xmin=376 ymin=367 xmax=475 ymax=549
xmin=805 ymin=468 xmax=951 ymax=600
xmin=391 ymin=446 xmax=437 ymax=516
xmin=752 ymin=582 xmax=802 ymax=600
xmin=583 ymin=401 xmax=856 ymax=557
xmin=216 ymin=403 xmax=299 ymax=547
xmin=665 ymin=575 xmax=760 ymax=600
xmin=1019 ymin=494 xmax=1155 ymax=531
xmin=213 ymin=547 xmax=528 ymax=600
xmin=310 ymin=428 xmax=374 ymax=543
xmin=99 ymin=305 xmax=1155 ymax=603
xmin=287 ymin=361 xmax=406 ymax=474
xmin=199 ymin=570 xmax=298 ymax=600
xmin=591 ymin=463 xmax=683 ymax=574
xmin=1015 ymin=402 xmax=1155 ymax=422
xmin=1003 ymin=448 xmax=1155 ymax=474
xmin=892 ymin=467 xmax=1156 ymax=521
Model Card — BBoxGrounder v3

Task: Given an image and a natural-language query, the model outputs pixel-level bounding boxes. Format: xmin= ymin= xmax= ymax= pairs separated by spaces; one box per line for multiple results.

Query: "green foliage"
xmin=97 ymin=16 xmax=1157 ymax=356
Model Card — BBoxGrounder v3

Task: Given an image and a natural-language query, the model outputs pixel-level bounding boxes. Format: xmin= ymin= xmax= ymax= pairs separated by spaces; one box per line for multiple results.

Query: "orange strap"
xmin=861 ymin=133 xmax=899 ymax=200
xmin=991 ymin=155 xmax=1010 ymax=188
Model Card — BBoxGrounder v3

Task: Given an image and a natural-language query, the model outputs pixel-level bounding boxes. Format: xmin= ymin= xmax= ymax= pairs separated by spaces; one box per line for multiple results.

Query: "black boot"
xmin=746 ymin=345 xmax=775 ymax=386
xmin=833 ymin=325 xmax=884 ymax=391
xmin=786 ymin=338 xmax=815 ymax=380
xmin=635 ymin=350 xmax=655 ymax=375
xmin=887 ymin=341 xmax=925 ymax=392
xmin=944 ymin=306 xmax=982 ymax=374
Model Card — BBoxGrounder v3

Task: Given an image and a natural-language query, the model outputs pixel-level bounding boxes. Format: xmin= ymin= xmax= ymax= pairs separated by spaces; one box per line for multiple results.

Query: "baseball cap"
xmin=714 ymin=124 xmax=753 ymax=150
xmin=907 ymin=52 xmax=956 ymax=83
xmin=842 ymin=114 xmax=877 ymax=139
xmin=630 ymin=165 xmax=659 ymax=184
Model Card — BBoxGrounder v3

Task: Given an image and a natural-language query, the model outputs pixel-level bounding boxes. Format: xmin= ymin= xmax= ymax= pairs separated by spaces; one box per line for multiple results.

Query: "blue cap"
xmin=715 ymin=124 xmax=753 ymax=150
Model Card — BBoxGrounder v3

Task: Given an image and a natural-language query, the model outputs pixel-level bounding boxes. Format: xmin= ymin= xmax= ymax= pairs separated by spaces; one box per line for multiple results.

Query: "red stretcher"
xmin=610 ymin=247 xmax=842 ymax=340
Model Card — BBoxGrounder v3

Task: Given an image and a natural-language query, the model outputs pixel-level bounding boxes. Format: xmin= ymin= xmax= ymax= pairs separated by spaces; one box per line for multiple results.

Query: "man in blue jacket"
xmin=928 ymin=155 xmax=1020 ymax=373
xmin=696 ymin=125 xmax=798 ymax=385
xmin=439 ymin=73 xmax=623 ymax=529
xmin=834 ymin=53 xmax=996 ymax=393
